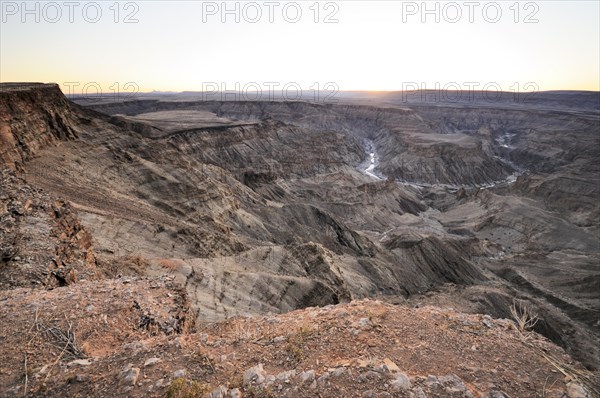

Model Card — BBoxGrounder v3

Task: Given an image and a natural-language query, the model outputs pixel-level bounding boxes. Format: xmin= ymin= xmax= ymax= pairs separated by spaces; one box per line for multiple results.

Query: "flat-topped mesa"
xmin=0 ymin=82 xmax=54 ymax=91
xmin=0 ymin=82 xmax=80 ymax=170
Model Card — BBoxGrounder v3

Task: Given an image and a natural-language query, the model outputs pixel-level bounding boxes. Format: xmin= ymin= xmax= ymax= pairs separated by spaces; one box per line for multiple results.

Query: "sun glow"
xmin=1 ymin=1 xmax=598 ymax=93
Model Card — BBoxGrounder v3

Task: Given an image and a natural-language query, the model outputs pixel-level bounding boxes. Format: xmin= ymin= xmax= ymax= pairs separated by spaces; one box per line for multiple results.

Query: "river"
xmin=358 ymin=138 xmax=525 ymax=190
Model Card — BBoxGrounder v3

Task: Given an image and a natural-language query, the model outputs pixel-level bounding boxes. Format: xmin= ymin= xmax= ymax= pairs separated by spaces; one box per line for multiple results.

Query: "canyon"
xmin=0 ymin=83 xmax=598 ymax=397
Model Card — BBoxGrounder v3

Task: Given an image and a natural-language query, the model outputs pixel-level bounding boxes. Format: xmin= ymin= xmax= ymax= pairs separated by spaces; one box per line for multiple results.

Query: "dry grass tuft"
xmin=510 ymin=300 xmax=539 ymax=333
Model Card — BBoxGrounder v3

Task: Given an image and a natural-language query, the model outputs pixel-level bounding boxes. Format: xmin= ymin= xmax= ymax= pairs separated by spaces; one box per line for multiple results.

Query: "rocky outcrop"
xmin=0 ymin=169 xmax=98 ymax=289
xmin=0 ymin=83 xmax=82 ymax=170
xmin=384 ymin=233 xmax=484 ymax=286
xmin=273 ymin=204 xmax=375 ymax=256
xmin=288 ymin=242 xmax=352 ymax=303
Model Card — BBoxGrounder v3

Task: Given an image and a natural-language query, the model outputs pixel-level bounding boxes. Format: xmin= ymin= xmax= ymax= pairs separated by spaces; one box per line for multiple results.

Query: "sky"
xmin=1 ymin=1 xmax=599 ymax=93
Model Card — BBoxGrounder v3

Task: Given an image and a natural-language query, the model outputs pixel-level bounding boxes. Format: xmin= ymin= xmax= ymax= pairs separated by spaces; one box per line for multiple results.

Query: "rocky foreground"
xmin=0 ymin=276 xmax=596 ymax=398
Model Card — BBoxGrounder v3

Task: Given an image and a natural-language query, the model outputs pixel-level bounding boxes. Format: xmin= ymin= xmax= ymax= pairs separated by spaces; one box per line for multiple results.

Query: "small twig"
xmin=23 ymin=354 xmax=28 ymax=398
xmin=542 ymin=376 xmax=558 ymax=398
xmin=26 ymin=309 xmax=39 ymax=335
xmin=26 ymin=309 xmax=42 ymax=348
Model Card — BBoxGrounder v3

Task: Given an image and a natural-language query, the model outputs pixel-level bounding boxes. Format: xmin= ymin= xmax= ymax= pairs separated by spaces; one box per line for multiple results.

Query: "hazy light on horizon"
xmin=1 ymin=1 xmax=599 ymax=93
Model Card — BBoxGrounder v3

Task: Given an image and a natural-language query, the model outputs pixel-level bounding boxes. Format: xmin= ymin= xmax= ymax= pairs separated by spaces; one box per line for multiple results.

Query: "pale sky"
xmin=1 ymin=1 xmax=599 ymax=93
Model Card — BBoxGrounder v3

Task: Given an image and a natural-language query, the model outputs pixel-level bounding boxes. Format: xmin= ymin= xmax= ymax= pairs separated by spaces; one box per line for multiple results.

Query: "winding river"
xmin=358 ymin=138 xmax=525 ymax=190
xmin=357 ymin=139 xmax=383 ymax=180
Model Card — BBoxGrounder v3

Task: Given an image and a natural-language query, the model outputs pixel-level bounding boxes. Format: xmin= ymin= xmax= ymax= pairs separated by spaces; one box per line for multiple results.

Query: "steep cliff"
xmin=0 ymin=83 xmax=84 ymax=170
